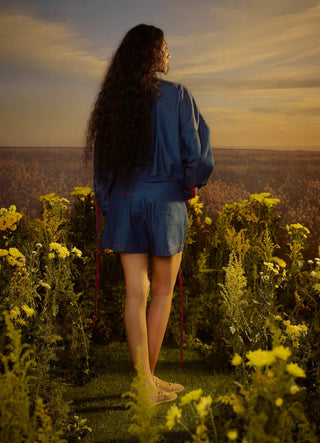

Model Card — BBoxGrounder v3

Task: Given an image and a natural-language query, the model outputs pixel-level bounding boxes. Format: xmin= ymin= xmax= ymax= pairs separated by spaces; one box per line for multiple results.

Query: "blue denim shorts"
xmin=101 ymin=180 xmax=188 ymax=257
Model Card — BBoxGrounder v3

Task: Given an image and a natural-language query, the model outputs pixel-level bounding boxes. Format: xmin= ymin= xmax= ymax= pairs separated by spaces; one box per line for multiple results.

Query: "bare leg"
xmin=147 ymin=252 xmax=182 ymax=374
xmin=120 ymin=253 xmax=155 ymax=387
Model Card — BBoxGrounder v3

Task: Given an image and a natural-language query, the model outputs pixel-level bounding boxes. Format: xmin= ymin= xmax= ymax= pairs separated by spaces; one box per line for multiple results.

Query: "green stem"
xmin=209 ymin=407 xmax=218 ymax=443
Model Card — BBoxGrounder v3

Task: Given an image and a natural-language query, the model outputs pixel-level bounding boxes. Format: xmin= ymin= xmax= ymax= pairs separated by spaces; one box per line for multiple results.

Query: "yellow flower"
xmin=7 ymin=256 xmax=24 ymax=267
xmin=204 ymin=216 xmax=212 ymax=225
xmin=21 ymin=304 xmax=35 ymax=317
xmin=40 ymin=193 xmax=70 ymax=206
xmin=0 ymin=249 xmax=8 ymax=257
xmin=286 ymin=223 xmax=310 ymax=237
xmin=195 ymin=424 xmax=207 ymax=437
xmin=71 ymin=247 xmax=82 ymax=258
xmin=190 ymin=195 xmax=200 ymax=205
xmin=272 ymin=345 xmax=291 ymax=361
xmin=249 ymin=193 xmax=279 ymax=208
xmin=48 ymin=252 xmax=55 ymax=260
xmin=246 ymin=349 xmax=276 ymax=368
xmin=290 ymin=384 xmax=300 ymax=394
xmin=272 ymin=257 xmax=286 ymax=268
xmin=180 ymin=389 xmax=203 ymax=406
xmin=263 ymin=262 xmax=280 ymax=274
xmin=189 ymin=195 xmax=203 ymax=215
xmin=231 ymin=353 xmax=243 ymax=366
xmin=0 ymin=206 xmax=23 ymax=231
xmin=166 ymin=405 xmax=181 ymax=430
xmin=275 ymin=398 xmax=283 ymax=407
xmin=9 ymin=247 xmax=25 ymax=259
xmin=49 ymin=242 xmax=70 ymax=259
xmin=286 ymin=363 xmax=306 ymax=378
xmin=70 ymin=186 xmax=93 ymax=197
xmin=10 ymin=306 xmax=21 ymax=320
xmin=196 ymin=395 xmax=213 ymax=418
xmin=227 ymin=429 xmax=238 ymax=440
xmin=58 ymin=246 xmax=70 ymax=258
xmin=49 ymin=242 xmax=60 ymax=250
xmin=283 ymin=320 xmax=308 ymax=341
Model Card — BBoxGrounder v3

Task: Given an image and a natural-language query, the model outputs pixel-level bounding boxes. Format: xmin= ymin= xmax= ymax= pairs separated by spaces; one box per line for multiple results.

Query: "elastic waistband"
xmin=113 ymin=179 xmax=184 ymax=200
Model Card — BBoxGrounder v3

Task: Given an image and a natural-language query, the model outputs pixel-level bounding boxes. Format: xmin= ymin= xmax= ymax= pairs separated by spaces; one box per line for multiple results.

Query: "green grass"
xmin=64 ymin=343 xmax=233 ymax=442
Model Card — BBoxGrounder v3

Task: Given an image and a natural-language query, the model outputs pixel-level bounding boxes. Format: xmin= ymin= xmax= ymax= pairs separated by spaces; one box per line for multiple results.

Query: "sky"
xmin=0 ymin=0 xmax=320 ymax=149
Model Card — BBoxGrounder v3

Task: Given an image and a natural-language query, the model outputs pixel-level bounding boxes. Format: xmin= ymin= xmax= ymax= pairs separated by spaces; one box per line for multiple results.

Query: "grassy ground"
xmin=64 ymin=343 xmax=233 ymax=442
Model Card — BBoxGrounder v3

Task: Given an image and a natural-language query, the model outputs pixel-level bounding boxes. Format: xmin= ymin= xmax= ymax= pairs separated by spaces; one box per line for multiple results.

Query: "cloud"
xmin=169 ymin=1 xmax=320 ymax=83
xmin=0 ymin=13 xmax=105 ymax=80
xmin=251 ymin=105 xmax=320 ymax=116
xmin=176 ymin=76 xmax=320 ymax=93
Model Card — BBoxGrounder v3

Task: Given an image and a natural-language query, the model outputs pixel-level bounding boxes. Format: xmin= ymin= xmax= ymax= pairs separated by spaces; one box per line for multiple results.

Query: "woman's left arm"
xmin=179 ymin=86 xmax=214 ymax=199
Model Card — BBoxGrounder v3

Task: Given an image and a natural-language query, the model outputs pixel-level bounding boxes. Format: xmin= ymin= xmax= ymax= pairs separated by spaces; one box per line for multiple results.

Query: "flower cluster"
xmin=70 ymin=186 xmax=93 ymax=197
xmin=286 ymin=223 xmax=310 ymax=240
xmin=166 ymin=388 xmax=213 ymax=439
xmin=49 ymin=242 xmax=70 ymax=259
xmin=0 ymin=247 xmax=26 ymax=267
xmin=249 ymin=192 xmax=280 ymax=208
xmin=166 ymin=405 xmax=182 ymax=430
xmin=271 ymin=256 xmax=287 ymax=269
xmin=260 ymin=259 xmax=286 ymax=288
xmin=40 ymin=193 xmax=69 ymax=209
xmin=246 ymin=349 xmax=278 ymax=367
xmin=10 ymin=303 xmax=35 ymax=321
xmin=263 ymin=261 xmax=281 ymax=275
xmin=0 ymin=205 xmax=23 ymax=231
xmin=286 ymin=362 xmax=306 ymax=378
xmin=71 ymin=247 xmax=82 ymax=258
xmin=232 ymin=346 xmax=306 ymax=379
xmin=227 ymin=430 xmax=238 ymax=441
xmin=283 ymin=320 xmax=308 ymax=347
xmin=188 ymin=195 xmax=204 ymax=215
xmin=48 ymin=242 xmax=82 ymax=260
xmin=180 ymin=388 xmax=203 ymax=406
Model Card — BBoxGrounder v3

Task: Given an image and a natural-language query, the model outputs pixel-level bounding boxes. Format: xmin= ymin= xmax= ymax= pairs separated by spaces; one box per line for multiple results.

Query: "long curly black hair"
xmin=85 ymin=24 xmax=166 ymax=184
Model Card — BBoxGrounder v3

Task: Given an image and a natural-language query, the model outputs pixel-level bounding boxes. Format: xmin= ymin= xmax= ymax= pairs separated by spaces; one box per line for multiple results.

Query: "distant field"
xmin=1 ymin=147 xmax=320 ymax=256
xmin=0 ymin=147 xmax=92 ymax=217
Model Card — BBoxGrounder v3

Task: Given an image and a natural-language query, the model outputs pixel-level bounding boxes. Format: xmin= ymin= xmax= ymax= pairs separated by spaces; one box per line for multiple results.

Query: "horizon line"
xmin=1 ymin=145 xmax=320 ymax=152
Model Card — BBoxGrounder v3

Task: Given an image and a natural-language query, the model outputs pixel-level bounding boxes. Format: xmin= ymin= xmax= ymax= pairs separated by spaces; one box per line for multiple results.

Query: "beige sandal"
xmin=148 ymin=389 xmax=177 ymax=406
xmin=153 ymin=375 xmax=184 ymax=393
xmin=129 ymin=386 xmax=177 ymax=406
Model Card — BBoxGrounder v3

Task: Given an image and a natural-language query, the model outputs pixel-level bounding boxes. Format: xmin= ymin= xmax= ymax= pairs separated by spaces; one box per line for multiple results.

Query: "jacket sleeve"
xmin=93 ymin=141 xmax=114 ymax=216
xmin=179 ymin=86 xmax=214 ymax=199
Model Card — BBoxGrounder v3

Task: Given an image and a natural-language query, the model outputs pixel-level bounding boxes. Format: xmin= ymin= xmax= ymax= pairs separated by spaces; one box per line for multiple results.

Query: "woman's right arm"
xmin=93 ymin=141 xmax=114 ymax=216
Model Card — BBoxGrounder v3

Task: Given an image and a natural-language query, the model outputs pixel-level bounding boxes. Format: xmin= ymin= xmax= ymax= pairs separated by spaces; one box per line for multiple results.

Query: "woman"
xmin=85 ymin=24 xmax=214 ymax=405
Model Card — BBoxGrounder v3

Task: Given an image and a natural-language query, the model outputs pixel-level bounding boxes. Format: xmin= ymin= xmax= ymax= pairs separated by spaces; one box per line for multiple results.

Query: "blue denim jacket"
xmin=94 ymin=80 xmax=214 ymax=215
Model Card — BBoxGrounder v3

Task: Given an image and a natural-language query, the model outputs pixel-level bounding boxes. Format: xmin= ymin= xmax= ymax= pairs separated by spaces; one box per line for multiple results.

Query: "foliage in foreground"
xmin=1 ymin=188 xmax=320 ymax=441
xmin=123 ymin=351 xmax=161 ymax=443
xmin=0 ymin=312 xmax=65 ymax=442
xmin=127 ymin=314 xmax=318 ymax=442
